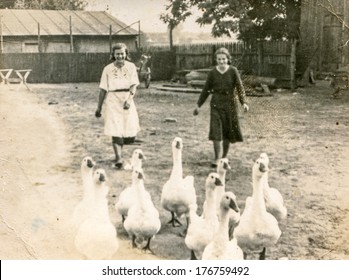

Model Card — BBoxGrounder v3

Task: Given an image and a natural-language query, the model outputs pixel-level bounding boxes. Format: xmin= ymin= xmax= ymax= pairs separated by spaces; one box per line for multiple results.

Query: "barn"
xmin=298 ymin=0 xmax=349 ymax=75
xmin=0 ymin=9 xmax=139 ymax=53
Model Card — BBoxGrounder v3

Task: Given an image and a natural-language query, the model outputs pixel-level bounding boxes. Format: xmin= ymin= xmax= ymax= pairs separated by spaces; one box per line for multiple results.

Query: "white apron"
xmin=103 ymin=90 xmax=140 ymax=137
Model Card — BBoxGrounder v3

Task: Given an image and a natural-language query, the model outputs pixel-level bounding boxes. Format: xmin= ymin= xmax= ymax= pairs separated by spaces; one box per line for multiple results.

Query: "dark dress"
xmin=197 ymin=66 xmax=247 ymax=143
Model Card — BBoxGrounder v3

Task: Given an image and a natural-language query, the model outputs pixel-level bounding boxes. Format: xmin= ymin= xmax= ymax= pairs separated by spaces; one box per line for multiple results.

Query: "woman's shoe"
xmin=112 ymin=161 xmax=123 ymax=169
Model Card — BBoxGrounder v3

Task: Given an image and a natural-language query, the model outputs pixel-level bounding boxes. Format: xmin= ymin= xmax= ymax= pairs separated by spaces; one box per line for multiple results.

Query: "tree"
xmin=162 ymin=0 xmax=301 ymax=41
xmin=160 ymin=0 xmax=192 ymax=50
xmin=0 ymin=0 xmax=17 ymax=9
xmin=13 ymin=0 xmax=87 ymax=10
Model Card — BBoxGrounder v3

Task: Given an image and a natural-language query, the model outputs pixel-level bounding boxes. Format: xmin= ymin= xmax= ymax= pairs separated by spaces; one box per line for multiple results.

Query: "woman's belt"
xmin=108 ymin=88 xmax=129 ymax=92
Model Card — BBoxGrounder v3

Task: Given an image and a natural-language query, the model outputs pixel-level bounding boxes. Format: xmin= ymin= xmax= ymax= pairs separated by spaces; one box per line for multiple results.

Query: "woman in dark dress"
xmin=193 ymin=47 xmax=249 ymax=167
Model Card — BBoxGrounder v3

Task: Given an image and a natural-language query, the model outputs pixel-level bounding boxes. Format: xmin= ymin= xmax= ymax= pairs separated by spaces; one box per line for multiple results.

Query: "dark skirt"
xmin=208 ymin=98 xmax=243 ymax=143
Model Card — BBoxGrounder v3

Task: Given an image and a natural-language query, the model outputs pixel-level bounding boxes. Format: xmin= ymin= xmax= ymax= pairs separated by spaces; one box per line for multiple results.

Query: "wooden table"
xmin=0 ymin=69 xmax=13 ymax=85
xmin=14 ymin=69 xmax=32 ymax=91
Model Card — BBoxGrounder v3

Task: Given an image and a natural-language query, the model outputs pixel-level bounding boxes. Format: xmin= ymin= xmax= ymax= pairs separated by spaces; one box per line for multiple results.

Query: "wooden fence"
xmin=0 ymin=40 xmax=295 ymax=86
xmin=146 ymin=40 xmax=296 ymax=83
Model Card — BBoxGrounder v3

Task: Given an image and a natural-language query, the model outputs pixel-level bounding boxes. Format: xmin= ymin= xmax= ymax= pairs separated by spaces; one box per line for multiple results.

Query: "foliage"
xmin=160 ymin=0 xmax=193 ymax=49
xmin=12 ymin=0 xmax=87 ymax=10
xmin=161 ymin=0 xmax=301 ymax=40
xmin=0 ymin=0 xmax=17 ymax=9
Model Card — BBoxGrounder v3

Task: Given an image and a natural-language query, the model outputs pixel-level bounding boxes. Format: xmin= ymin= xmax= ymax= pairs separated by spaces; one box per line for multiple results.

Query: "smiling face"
xmin=113 ymin=48 xmax=126 ymax=66
xmin=216 ymin=53 xmax=229 ymax=67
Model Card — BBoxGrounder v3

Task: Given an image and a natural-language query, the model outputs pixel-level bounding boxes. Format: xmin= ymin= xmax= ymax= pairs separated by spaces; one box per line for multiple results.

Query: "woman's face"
xmin=216 ymin=53 xmax=228 ymax=66
xmin=114 ymin=48 xmax=126 ymax=64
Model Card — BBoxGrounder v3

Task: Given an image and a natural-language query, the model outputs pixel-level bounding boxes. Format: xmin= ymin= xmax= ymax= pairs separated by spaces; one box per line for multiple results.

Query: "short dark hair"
xmin=215 ymin=47 xmax=231 ymax=64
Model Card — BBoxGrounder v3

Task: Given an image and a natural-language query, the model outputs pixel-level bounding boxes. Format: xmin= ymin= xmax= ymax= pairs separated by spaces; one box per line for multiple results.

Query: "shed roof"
xmin=0 ymin=9 xmax=138 ymax=36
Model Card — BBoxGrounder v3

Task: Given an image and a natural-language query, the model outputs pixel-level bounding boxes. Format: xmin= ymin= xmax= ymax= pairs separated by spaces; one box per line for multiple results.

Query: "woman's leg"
xmin=112 ymin=137 xmax=123 ymax=167
xmin=213 ymin=140 xmax=222 ymax=166
xmin=222 ymin=139 xmax=230 ymax=158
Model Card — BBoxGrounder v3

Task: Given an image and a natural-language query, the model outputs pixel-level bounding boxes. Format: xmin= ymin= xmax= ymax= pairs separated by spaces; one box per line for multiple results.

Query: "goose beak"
xmin=99 ymin=173 xmax=106 ymax=182
xmin=87 ymin=159 xmax=94 ymax=168
xmin=175 ymin=141 xmax=181 ymax=149
xmin=229 ymin=198 xmax=240 ymax=213
xmin=138 ymin=153 xmax=145 ymax=159
xmin=215 ymin=177 xmax=223 ymax=187
xmin=223 ymin=162 xmax=231 ymax=170
xmin=259 ymin=162 xmax=267 ymax=173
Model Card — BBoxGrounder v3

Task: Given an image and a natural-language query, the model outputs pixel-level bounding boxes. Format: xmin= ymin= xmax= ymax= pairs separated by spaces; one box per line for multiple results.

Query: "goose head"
xmin=172 ymin=137 xmax=183 ymax=150
xmin=217 ymin=158 xmax=231 ymax=173
xmin=220 ymin=191 xmax=240 ymax=213
xmin=259 ymin=153 xmax=270 ymax=168
xmin=205 ymin=172 xmax=223 ymax=191
xmin=132 ymin=167 xmax=145 ymax=182
xmin=132 ymin=148 xmax=146 ymax=162
xmin=252 ymin=157 xmax=269 ymax=179
xmin=81 ymin=156 xmax=95 ymax=171
xmin=93 ymin=168 xmax=107 ymax=185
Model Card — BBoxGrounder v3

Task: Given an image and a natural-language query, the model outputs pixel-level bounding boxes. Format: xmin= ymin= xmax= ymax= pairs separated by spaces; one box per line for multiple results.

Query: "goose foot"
xmin=259 ymin=247 xmax=266 ymax=260
xmin=167 ymin=212 xmax=182 ymax=227
xmin=190 ymin=250 xmax=198 ymax=260
xmin=131 ymin=235 xmax=137 ymax=248
xmin=142 ymin=238 xmax=155 ymax=254
xmin=243 ymin=252 xmax=247 ymax=260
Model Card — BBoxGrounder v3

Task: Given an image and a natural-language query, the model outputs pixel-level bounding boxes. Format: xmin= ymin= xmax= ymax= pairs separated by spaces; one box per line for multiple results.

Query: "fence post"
xmin=0 ymin=15 xmax=3 ymax=54
xmin=38 ymin=22 xmax=41 ymax=53
xmin=257 ymin=40 xmax=263 ymax=76
xmin=70 ymin=16 xmax=73 ymax=53
xmin=109 ymin=25 xmax=112 ymax=53
xmin=290 ymin=39 xmax=297 ymax=91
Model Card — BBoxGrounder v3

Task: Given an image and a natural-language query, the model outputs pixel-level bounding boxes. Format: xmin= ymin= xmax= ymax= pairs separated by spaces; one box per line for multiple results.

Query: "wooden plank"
xmin=154 ymin=86 xmax=202 ymax=93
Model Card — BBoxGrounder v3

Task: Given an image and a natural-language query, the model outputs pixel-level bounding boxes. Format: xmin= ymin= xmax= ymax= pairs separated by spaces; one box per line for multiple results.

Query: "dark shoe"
xmin=211 ymin=160 xmax=218 ymax=168
xmin=112 ymin=161 xmax=123 ymax=169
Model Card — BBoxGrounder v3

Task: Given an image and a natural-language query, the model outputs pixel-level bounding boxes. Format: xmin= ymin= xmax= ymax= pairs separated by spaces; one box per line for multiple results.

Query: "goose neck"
xmin=252 ymin=174 xmax=267 ymax=212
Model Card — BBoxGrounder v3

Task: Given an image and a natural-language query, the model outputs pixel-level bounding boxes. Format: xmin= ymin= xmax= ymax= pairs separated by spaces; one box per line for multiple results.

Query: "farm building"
xmin=0 ymin=9 xmax=140 ymax=53
xmin=298 ymin=0 xmax=349 ymax=74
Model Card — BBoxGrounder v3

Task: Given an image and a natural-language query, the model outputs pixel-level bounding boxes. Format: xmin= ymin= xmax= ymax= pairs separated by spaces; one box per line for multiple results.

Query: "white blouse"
xmin=99 ymin=61 xmax=139 ymax=91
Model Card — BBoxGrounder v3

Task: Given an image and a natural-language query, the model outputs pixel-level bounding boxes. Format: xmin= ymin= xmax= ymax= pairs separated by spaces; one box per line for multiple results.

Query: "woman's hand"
xmin=193 ymin=107 xmax=199 ymax=116
xmin=123 ymin=101 xmax=130 ymax=110
xmin=95 ymin=108 xmax=102 ymax=118
xmin=243 ymin=103 xmax=249 ymax=112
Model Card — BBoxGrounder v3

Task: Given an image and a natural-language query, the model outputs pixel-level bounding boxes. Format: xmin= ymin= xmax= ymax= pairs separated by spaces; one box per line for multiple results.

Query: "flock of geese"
xmin=71 ymin=137 xmax=287 ymax=260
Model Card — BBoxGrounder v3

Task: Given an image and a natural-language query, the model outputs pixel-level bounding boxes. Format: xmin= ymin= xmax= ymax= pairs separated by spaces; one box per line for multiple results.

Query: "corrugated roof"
xmin=0 ymin=9 xmax=138 ymax=36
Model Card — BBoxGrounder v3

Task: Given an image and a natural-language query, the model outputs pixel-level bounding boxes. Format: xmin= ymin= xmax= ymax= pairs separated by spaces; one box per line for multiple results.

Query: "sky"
xmin=85 ymin=0 xmax=213 ymax=33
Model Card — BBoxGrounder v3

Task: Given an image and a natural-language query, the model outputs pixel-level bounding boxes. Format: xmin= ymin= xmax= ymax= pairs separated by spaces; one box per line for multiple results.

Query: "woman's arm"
xmin=95 ymin=89 xmax=107 ymax=117
xmin=233 ymin=67 xmax=249 ymax=111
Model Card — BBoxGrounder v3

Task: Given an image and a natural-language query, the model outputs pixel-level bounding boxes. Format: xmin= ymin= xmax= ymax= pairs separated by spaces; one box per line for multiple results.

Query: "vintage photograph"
xmin=0 ymin=0 xmax=348 ymax=261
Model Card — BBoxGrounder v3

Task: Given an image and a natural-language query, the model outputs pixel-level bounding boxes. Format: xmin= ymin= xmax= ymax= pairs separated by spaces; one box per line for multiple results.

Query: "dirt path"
xmin=1 ymin=83 xmax=348 ymax=260
xmin=0 ymin=87 xmax=160 ymax=260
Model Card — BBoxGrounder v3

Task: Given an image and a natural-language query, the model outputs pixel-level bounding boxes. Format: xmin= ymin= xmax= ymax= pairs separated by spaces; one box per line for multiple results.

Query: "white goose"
xmin=74 ymin=169 xmax=119 ymax=259
xmin=116 ymin=149 xmax=149 ymax=223
xmin=184 ymin=172 xmax=223 ymax=260
xmin=233 ymin=157 xmax=281 ymax=260
xmin=71 ymin=156 xmax=95 ymax=231
xmin=203 ymin=158 xmax=240 ymax=236
xmin=124 ymin=148 xmax=145 ymax=170
xmin=124 ymin=168 xmax=161 ymax=253
xmin=202 ymin=191 xmax=243 ymax=260
xmin=161 ymin=137 xmax=196 ymax=229
xmin=259 ymin=153 xmax=287 ymax=221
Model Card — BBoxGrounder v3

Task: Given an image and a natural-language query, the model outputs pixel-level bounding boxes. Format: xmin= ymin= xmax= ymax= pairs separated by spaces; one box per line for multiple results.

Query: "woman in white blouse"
xmin=95 ymin=43 xmax=140 ymax=169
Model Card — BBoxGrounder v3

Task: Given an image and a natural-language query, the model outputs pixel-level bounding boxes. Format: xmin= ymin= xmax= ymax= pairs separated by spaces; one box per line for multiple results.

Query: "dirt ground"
xmin=0 ymin=80 xmax=348 ymax=260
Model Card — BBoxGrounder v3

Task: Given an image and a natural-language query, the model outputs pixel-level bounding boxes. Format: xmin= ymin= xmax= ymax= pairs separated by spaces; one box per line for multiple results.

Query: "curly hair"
xmin=110 ymin=43 xmax=131 ymax=62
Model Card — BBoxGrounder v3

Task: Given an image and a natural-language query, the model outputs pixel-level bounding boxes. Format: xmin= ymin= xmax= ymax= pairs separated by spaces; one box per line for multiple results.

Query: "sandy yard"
xmin=0 ymin=80 xmax=349 ymax=260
